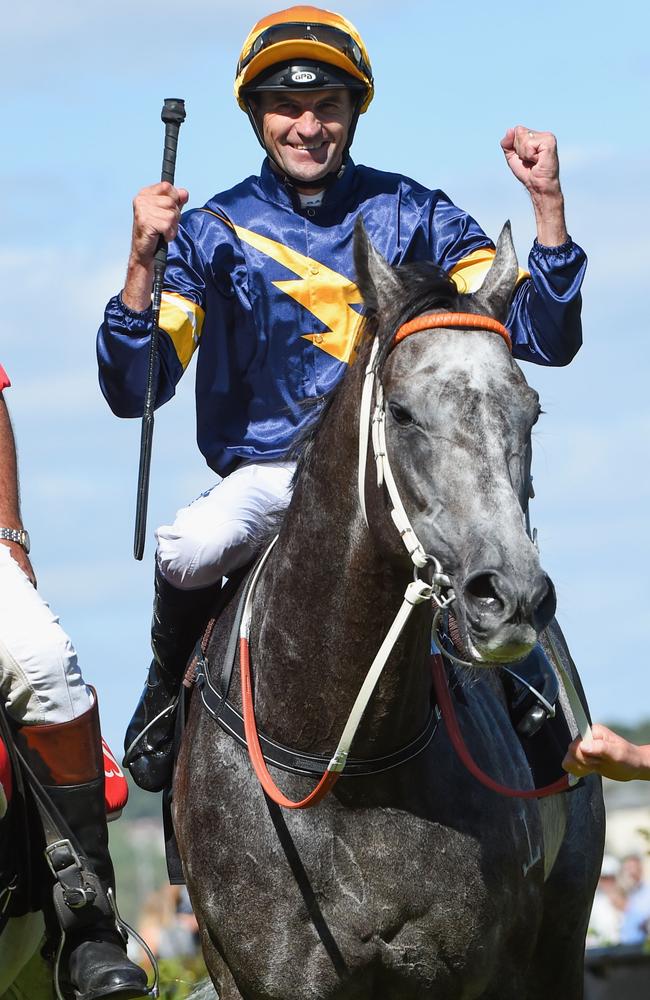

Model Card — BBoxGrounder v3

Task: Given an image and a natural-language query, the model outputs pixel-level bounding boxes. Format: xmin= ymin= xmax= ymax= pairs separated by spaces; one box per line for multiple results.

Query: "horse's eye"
xmin=388 ymin=401 xmax=415 ymax=426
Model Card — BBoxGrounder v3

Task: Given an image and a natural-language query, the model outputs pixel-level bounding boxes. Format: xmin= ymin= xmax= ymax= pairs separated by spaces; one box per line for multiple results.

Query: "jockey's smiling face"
xmin=256 ymin=89 xmax=354 ymax=192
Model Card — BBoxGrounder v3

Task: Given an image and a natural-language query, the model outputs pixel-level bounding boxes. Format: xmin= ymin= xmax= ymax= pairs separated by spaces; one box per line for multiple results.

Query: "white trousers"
xmin=0 ymin=545 xmax=93 ymax=725
xmin=155 ymin=459 xmax=296 ymax=590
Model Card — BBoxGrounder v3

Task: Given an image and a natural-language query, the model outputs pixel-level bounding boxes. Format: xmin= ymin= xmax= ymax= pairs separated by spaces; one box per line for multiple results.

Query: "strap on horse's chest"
xmin=191 ymin=566 xmax=440 ymax=779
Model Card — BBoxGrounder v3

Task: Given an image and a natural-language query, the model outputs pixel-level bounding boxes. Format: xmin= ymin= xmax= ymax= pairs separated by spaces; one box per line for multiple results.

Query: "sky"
xmin=2 ymin=0 xmax=649 ymax=755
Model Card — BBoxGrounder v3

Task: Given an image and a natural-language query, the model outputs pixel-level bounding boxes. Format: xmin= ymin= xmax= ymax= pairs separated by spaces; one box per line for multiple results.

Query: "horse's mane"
xmin=294 ymin=260 xmax=471 ymax=469
xmin=372 ymin=260 xmax=473 ymax=372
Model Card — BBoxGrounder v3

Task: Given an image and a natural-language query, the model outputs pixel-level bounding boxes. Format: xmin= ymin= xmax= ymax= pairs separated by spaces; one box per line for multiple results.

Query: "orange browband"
xmin=393 ymin=312 xmax=512 ymax=352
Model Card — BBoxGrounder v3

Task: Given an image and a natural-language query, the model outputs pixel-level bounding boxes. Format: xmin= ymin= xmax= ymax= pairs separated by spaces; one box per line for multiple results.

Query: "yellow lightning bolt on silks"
xmin=201 ymin=210 xmax=364 ymax=364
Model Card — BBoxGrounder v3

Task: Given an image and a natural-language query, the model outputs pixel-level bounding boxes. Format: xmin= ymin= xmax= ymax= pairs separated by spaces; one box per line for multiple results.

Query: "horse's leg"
xmin=199 ymin=922 xmax=244 ymax=1000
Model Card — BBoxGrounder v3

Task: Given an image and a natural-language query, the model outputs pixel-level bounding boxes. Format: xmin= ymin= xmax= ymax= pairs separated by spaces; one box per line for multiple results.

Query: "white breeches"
xmin=155 ymin=459 xmax=296 ymax=590
xmin=0 ymin=545 xmax=93 ymax=725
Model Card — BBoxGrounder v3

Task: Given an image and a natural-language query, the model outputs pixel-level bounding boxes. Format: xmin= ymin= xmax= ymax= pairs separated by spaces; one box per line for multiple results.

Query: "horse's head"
xmin=354 ymin=220 xmax=555 ymax=663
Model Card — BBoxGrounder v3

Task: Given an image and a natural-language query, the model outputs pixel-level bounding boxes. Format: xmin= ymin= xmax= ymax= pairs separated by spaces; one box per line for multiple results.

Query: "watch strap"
xmin=0 ymin=527 xmax=30 ymax=553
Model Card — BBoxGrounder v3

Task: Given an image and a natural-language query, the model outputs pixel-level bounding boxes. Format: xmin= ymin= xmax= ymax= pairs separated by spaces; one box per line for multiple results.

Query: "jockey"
xmin=0 ymin=369 xmax=148 ymax=998
xmin=97 ymin=6 xmax=587 ymax=793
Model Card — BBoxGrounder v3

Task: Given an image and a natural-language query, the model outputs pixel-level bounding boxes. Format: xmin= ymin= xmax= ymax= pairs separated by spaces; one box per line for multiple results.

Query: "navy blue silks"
xmin=97 ymin=157 xmax=585 ymax=476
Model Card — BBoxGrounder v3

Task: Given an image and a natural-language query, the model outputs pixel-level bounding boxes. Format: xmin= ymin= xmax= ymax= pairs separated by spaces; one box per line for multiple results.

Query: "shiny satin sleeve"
xmin=97 ymin=295 xmax=176 ymax=418
xmin=96 ymin=211 xmax=220 ymax=418
xmin=507 ymin=238 xmax=586 ymax=367
xmin=426 ymin=191 xmax=586 ymax=367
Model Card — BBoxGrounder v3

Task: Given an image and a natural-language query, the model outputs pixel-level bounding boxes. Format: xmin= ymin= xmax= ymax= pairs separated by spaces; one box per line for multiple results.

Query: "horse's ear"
xmin=472 ymin=221 xmax=519 ymax=322
xmin=354 ymin=216 xmax=401 ymax=314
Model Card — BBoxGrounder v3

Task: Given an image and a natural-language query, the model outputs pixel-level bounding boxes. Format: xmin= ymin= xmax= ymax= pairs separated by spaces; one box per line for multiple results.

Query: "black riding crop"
xmin=133 ymin=97 xmax=186 ymax=561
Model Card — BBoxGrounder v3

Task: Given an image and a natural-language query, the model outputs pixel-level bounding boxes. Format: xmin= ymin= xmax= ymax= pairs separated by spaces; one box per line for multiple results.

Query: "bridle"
xmin=359 ymin=312 xmax=525 ymax=664
xmin=239 ymin=312 xmax=589 ymax=807
xmin=358 ymin=311 xmax=510 ymax=582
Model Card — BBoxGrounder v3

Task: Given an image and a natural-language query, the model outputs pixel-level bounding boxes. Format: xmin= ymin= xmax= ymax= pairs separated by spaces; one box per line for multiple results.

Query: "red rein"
xmin=431 ymin=653 xmax=570 ymax=798
xmin=240 ymin=633 xmax=569 ymax=808
xmin=240 ymin=637 xmax=340 ymax=808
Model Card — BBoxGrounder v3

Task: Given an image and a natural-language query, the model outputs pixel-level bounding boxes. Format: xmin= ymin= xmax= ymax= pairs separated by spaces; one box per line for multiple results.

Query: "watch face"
xmin=20 ymin=530 xmax=30 ymax=554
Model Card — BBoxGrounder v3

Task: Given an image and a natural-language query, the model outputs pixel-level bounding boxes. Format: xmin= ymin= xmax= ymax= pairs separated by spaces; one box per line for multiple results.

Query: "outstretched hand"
xmin=563 ymin=724 xmax=650 ymax=782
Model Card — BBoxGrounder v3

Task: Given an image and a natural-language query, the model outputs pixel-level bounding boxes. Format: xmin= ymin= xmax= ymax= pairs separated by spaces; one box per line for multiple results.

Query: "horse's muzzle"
xmin=460 ymin=569 xmax=556 ymax=662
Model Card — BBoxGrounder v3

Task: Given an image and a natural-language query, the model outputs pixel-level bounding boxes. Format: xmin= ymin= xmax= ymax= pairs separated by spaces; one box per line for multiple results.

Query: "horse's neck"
xmin=249 ymin=376 xmax=433 ymax=757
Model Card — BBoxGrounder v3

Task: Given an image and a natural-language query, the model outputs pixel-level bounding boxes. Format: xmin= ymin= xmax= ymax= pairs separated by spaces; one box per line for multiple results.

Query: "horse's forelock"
xmin=374 ymin=261 xmax=469 ymax=373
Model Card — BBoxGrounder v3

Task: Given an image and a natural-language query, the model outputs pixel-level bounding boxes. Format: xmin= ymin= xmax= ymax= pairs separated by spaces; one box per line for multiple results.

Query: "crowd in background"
xmin=587 ymin=853 xmax=650 ymax=948
xmin=130 ymin=884 xmax=201 ymax=966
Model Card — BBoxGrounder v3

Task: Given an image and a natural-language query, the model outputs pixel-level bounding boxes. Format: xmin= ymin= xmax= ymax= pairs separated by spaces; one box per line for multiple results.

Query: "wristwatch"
xmin=0 ymin=527 xmax=30 ymax=553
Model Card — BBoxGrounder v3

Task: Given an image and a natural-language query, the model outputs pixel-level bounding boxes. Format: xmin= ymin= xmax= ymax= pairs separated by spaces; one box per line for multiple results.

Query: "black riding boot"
xmin=502 ymin=644 xmax=560 ymax=738
xmin=123 ymin=568 xmax=220 ymax=792
xmin=15 ymin=701 xmax=149 ymax=1000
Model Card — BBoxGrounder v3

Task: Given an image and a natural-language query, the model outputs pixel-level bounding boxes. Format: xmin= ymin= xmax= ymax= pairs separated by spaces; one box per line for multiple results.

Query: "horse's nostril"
xmin=533 ymin=575 xmax=556 ymax=632
xmin=464 ymin=573 xmax=503 ymax=610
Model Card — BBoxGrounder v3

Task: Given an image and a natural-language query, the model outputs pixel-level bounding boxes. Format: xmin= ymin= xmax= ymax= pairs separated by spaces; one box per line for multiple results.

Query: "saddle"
xmin=0 ymin=731 xmax=11 ymax=820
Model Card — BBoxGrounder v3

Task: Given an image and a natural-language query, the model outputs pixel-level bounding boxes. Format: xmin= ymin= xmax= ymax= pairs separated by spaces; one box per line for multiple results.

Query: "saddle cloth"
xmin=102 ymin=738 xmax=128 ymax=820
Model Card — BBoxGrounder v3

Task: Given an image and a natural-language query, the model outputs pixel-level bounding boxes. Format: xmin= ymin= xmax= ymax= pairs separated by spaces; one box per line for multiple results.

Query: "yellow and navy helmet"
xmin=235 ymin=6 xmax=374 ymax=112
xmin=235 ymin=6 xmax=374 ymax=169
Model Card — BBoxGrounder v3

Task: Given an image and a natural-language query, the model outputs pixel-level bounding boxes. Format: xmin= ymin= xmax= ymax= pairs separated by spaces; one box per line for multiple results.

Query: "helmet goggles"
xmin=237 ymin=21 xmax=372 ymax=84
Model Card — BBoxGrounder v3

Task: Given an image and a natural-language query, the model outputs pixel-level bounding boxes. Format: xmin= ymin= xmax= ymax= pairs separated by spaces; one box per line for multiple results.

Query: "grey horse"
xmin=174 ymin=221 xmax=605 ymax=1000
